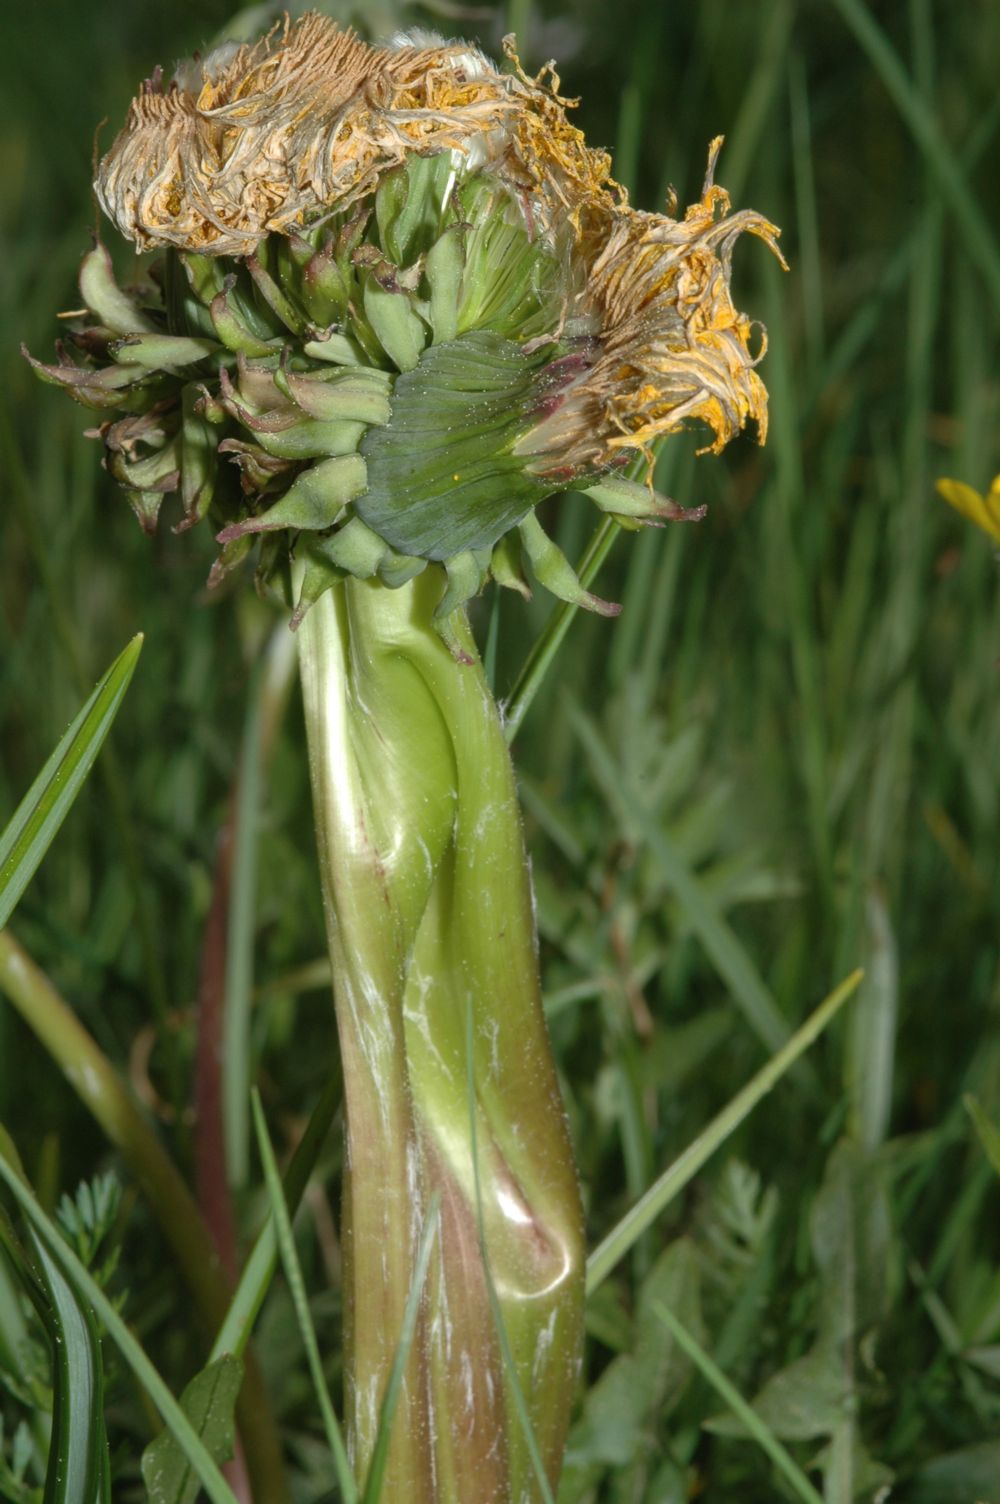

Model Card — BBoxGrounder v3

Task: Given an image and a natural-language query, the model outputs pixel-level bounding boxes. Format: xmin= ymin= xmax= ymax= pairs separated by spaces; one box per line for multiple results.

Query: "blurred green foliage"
xmin=2 ymin=1 xmax=999 ymax=1500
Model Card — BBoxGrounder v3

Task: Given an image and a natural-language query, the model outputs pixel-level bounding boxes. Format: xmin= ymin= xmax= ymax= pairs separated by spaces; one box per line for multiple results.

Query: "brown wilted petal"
xmin=522 ymin=140 xmax=786 ymax=472
xmin=95 ymin=14 xmax=615 ymax=256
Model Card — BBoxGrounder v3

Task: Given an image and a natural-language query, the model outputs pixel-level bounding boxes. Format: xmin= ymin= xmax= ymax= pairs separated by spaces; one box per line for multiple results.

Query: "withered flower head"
xmin=28 ymin=13 xmax=784 ymax=632
xmin=96 ymin=16 xmax=612 ymax=257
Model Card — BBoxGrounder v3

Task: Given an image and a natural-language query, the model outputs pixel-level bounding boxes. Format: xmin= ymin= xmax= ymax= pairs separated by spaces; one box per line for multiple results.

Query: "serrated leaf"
xmin=141 ymin=1355 xmax=244 ymax=1504
xmin=706 ymin=1341 xmax=843 ymax=1441
xmin=634 ymin=1237 xmax=702 ymax=1410
xmin=55 ymin=1174 xmax=120 ymax=1272
xmin=572 ymin=1355 xmax=645 ymax=1468
xmin=570 ymin=1240 xmax=702 ymax=1476
xmin=811 ymin=1139 xmax=893 ymax=1343
xmin=0 ymin=636 xmax=143 ymax=930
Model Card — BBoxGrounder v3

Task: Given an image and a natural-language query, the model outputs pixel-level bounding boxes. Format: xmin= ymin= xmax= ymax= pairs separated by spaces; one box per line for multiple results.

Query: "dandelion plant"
xmin=26 ymin=14 xmax=781 ymax=1499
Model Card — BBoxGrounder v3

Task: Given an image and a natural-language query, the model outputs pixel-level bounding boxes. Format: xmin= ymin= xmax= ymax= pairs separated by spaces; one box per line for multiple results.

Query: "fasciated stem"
xmin=297 ymin=573 xmax=585 ymax=1503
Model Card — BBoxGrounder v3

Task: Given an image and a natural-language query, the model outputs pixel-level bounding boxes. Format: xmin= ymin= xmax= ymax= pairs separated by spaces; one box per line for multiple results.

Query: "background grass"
xmin=1 ymin=0 xmax=999 ymax=1500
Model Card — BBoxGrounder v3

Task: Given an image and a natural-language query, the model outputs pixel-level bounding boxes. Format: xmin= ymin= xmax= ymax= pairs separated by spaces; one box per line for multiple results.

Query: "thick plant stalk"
xmin=297 ymin=572 xmax=585 ymax=1502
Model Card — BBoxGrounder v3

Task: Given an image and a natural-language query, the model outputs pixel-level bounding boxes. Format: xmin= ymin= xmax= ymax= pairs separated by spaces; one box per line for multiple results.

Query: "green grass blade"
xmin=586 ymin=970 xmax=863 ymax=1294
xmin=718 ymin=0 xmax=794 ymax=201
xmin=506 ymin=0 xmax=532 ymax=54
xmin=31 ymin=1230 xmax=111 ymax=1504
xmin=964 ymin=1095 xmax=1000 ymax=1180
xmin=209 ymin=1071 xmax=340 ymax=1363
xmin=848 ymin=891 xmax=898 ymax=1151
xmin=830 ymin=0 xmax=1000 ymax=316
xmin=0 ymin=408 xmax=171 ymax=1035
xmin=361 ymin=1192 xmax=441 ymax=1504
xmin=250 ymin=1090 xmax=356 ymax=1504
xmin=653 ymin=1302 xmax=825 ymax=1504
xmin=0 ymin=1140 xmax=238 ymax=1504
xmin=0 ymin=635 xmax=143 ymax=930
xmin=567 ymin=699 xmax=794 ymax=1060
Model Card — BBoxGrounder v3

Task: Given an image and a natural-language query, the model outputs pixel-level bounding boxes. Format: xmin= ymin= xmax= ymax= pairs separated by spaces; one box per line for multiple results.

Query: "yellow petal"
xmin=936 ymin=477 xmax=1000 ymax=545
xmin=986 ymin=474 xmax=1000 ymax=532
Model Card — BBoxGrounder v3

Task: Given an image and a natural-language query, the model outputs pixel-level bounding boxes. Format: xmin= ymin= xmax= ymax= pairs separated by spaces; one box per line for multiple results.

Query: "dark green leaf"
xmin=909 ymin=1441 xmax=1000 ymax=1504
xmin=31 ymin=1231 xmax=110 ymax=1504
xmin=140 ymin=1356 xmax=244 ymax=1504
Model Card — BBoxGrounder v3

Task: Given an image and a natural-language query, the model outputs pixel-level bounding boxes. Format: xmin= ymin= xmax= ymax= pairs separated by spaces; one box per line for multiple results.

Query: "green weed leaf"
xmin=141 ymin=1355 xmax=244 ymax=1504
xmin=909 ymin=1441 xmax=1000 ymax=1503
xmin=55 ymin=1173 xmax=121 ymax=1285
xmin=570 ymin=1239 xmax=703 ymax=1475
xmin=707 ymin=1341 xmax=843 ymax=1442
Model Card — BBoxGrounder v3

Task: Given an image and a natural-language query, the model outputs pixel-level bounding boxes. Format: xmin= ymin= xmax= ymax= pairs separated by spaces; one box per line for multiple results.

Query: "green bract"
xmin=28 ymin=152 xmax=688 ymax=640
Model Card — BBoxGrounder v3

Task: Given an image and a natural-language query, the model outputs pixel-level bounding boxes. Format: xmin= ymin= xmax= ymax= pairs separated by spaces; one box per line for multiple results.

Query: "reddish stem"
xmin=193 ymin=799 xmax=240 ymax=1284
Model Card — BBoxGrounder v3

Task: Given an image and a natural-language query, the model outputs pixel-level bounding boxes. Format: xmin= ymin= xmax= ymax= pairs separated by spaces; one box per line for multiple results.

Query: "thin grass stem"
xmin=360 ymin=1195 xmax=442 ymax=1504
xmin=210 ymin=1072 xmax=340 ymax=1363
xmin=586 ymin=969 xmax=863 ymax=1294
xmin=251 ymin=1090 xmax=356 ymax=1504
xmin=653 ymin=1301 xmax=825 ymax=1504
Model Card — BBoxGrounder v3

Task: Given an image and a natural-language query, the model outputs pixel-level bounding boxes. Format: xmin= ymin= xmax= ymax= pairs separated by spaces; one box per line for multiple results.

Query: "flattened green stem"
xmin=297 ymin=573 xmax=585 ymax=1503
xmin=0 ymin=929 xmax=289 ymax=1504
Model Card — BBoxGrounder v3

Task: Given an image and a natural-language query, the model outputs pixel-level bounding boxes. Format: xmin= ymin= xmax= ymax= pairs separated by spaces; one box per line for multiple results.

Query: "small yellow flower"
xmin=936 ymin=474 xmax=1000 ymax=545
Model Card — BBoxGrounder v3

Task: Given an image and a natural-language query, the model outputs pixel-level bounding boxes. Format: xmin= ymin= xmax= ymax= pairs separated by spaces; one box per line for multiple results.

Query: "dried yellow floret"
xmin=96 ymin=14 xmax=616 ymax=256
